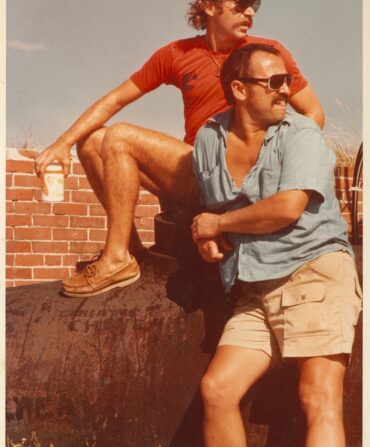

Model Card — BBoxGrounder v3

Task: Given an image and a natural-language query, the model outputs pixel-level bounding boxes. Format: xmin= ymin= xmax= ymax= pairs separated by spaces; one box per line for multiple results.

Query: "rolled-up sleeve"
xmin=277 ymin=128 xmax=336 ymax=201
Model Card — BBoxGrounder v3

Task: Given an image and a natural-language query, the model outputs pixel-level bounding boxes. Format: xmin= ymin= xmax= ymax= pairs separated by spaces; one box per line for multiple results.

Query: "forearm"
xmin=219 ymin=191 xmax=310 ymax=234
xmin=55 ymin=79 xmax=142 ymax=147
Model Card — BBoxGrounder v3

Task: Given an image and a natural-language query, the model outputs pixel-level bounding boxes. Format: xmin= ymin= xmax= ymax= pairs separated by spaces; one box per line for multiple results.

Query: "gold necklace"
xmin=205 ymin=45 xmax=223 ymax=77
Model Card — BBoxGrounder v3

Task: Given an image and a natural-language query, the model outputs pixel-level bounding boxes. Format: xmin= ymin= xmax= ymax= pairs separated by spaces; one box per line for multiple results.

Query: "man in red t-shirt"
xmin=35 ymin=0 xmax=325 ymax=297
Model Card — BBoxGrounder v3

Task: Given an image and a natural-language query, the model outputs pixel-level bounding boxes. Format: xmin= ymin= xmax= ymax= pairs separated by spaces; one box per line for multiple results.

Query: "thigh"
xmin=104 ymin=122 xmax=195 ymax=206
xmin=219 ymin=285 xmax=282 ymax=366
xmin=296 ymin=355 xmax=347 ymax=395
xmin=205 ymin=345 xmax=275 ymax=400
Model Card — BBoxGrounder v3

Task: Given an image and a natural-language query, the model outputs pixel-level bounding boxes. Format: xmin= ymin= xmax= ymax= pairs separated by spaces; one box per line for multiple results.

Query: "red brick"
xmin=15 ymin=254 xmax=44 ymax=266
xmin=65 ymin=176 xmax=79 ymax=190
xmin=15 ymin=227 xmax=52 ymax=240
xmin=6 ymin=227 xmax=14 ymax=240
xmin=7 ymin=267 xmax=32 ymax=279
xmin=6 ymin=214 xmax=32 ymax=227
xmin=7 ymin=241 xmax=31 ymax=253
xmin=13 ymin=174 xmax=40 ymax=187
xmin=89 ymin=204 xmax=106 ymax=216
xmin=6 ymin=188 xmax=34 ymax=201
xmin=89 ymin=229 xmax=107 ymax=241
xmin=32 ymin=241 xmax=69 ymax=253
xmin=78 ymin=177 xmax=93 ymax=189
xmin=53 ymin=203 xmax=88 ymax=216
xmin=14 ymin=202 xmax=51 ymax=214
xmin=138 ymin=230 xmax=155 ymax=243
xmin=53 ymin=228 xmax=88 ymax=240
xmin=33 ymin=215 xmax=69 ymax=227
xmin=71 ymin=190 xmax=100 ymax=203
xmin=6 ymin=174 xmax=13 ymax=187
xmin=7 ymin=202 xmax=14 ymax=213
xmin=70 ymin=216 xmax=106 ymax=229
xmin=45 ymin=255 xmax=62 ymax=266
xmin=70 ymin=241 xmax=104 ymax=254
xmin=138 ymin=193 xmax=159 ymax=205
xmin=6 ymin=254 xmax=14 ymax=266
xmin=6 ymin=160 xmax=35 ymax=173
xmin=33 ymin=268 xmax=69 ymax=280
xmin=134 ymin=205 xmax=159 ymax=218
xmin=72 ymin=163 xmax=86 ymax=175
xmin=6 ymin=281 xmax=15 ymax=288
xmin=62 ymin=254 xmax=85 ymax=266
xmin=140 ymin=217 xmax=155 ymax=230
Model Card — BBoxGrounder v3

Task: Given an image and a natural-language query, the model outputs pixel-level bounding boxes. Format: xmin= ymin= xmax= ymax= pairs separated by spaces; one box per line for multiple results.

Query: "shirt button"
xmin=301 ymin=294 xmax=306 ymax=301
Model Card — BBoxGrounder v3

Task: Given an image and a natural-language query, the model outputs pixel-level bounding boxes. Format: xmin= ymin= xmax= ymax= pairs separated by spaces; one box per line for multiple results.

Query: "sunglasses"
xmin=231 ymin=0 xmax=261 ymax=13
xmin=238 ymin=73 xmax=293 ymax=91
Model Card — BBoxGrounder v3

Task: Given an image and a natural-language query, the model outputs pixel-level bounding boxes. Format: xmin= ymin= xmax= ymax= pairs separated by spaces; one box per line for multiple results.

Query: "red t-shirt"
xmin=131 ymin=35 xmax=307 ymax=145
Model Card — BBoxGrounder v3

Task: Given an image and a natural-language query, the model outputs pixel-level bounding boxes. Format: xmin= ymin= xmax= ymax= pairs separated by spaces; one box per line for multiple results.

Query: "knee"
xmin=200 ymin=373 xmax=240 ymax=410
xmin=299 ymin=382 xmax=343 ymax=421
xmin=101 ymin=122 xmax=135 ymax=160
xmin=76 ymin=127 xmax=106 ymax=161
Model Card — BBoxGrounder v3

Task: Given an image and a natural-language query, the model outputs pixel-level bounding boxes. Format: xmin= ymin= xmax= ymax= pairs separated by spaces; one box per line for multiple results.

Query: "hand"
xmin=34 ymin=141 xmax=72 ymax=178
xmin=192 ymin=212 xmax=222 ymax=242
xmin=196 ymin=235 xmax=232 ymax=263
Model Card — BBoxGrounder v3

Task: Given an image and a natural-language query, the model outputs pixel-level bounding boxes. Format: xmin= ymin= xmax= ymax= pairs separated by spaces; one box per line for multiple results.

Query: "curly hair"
xmin=187 ymin=0 xmax=220 ymax=30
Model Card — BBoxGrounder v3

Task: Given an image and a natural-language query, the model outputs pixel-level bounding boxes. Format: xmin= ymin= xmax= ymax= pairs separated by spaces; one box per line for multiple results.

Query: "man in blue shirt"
xmin=192 ymin=43 xmax=362 ymax=447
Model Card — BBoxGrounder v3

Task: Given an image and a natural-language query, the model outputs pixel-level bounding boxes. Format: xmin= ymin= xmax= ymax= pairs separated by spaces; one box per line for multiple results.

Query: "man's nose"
xmin=243 ymin=6 xmax=256 ymax=16
xmin=279 ymin=81 xmax=290 ymax=95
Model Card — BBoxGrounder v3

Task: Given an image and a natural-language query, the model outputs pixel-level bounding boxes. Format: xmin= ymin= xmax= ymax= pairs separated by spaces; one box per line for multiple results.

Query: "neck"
xmin=204 ymin=29 xmax=245 ymax=52
xmin=231 ymin=107 xmax=267 ymax=142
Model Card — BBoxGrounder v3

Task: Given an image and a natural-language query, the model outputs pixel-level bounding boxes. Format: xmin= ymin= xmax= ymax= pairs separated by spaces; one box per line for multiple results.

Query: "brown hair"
xmin=187 ymin=0 xmax=220 ymax=30
xmin=221 ymin=44 xmax=280 ymax=104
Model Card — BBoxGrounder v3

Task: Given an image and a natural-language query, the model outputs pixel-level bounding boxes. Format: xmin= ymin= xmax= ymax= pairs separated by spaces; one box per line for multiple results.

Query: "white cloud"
xmin=7 ymin=40 xmax=48 ymax=52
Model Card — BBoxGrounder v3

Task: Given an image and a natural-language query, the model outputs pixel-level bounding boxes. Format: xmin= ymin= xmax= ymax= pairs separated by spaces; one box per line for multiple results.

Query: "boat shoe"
xmin=63 ymin=256 xmax=140 ymax=297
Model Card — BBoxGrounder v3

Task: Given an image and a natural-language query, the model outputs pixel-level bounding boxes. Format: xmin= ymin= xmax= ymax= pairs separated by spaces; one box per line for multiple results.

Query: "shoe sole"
xmin=63 ymin=271 xmax=141 ymax=298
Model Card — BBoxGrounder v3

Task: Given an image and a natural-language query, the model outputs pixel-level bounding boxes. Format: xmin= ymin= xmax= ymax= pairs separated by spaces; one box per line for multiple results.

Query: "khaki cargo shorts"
xmin=219 ymin=251 xmax=362 ymax=363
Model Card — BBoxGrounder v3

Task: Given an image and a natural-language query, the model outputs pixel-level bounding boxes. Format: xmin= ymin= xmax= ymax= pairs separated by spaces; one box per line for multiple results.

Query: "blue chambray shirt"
xmin=192 ymin=109 xmax=353 ymax=292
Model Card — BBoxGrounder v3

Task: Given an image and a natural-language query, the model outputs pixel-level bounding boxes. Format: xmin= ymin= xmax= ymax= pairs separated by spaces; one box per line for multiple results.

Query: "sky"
xmin=6 ymin=0 xmax=363 ymax=151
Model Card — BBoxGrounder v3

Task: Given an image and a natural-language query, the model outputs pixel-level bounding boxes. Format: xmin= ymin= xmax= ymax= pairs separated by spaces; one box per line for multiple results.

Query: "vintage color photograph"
xmin=6 ymin=1 xmax=364 ymax=446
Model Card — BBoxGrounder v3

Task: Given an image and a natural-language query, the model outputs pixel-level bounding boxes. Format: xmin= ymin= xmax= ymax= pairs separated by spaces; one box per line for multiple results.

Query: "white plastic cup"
xmin=41 ymin=163 xmax=64 ymax=202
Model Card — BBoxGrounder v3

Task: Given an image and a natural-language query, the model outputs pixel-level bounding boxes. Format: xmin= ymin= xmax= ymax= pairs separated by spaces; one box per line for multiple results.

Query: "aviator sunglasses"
xmin=238 ymin=73 xmax=293 ymax=91
xmin=231 ymin=0 xmax=262 ymax=13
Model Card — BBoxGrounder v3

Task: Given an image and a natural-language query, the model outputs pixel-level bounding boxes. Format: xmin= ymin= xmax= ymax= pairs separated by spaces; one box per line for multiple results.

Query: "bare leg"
xmin=297 ymin=355 xmax=347 ymax=447
xmin=76 ymin=127 xmax=167 ymax=209
xmin=65 ymin=122 xmax=193 ymax=293
xmin=201 ymin=346 xmax=275 ymax=447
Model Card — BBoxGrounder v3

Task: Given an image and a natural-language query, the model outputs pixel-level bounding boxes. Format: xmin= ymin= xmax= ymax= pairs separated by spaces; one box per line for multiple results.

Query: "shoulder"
xmin=246 ymin=35 xmax=286 ymax=50
xmin=166 ymin=35 xmax=205 ymax=53
xmin=286 ymin=112 xmax=322 ymax=137
xmin=282 ymin=113 xmax=334 ymax=160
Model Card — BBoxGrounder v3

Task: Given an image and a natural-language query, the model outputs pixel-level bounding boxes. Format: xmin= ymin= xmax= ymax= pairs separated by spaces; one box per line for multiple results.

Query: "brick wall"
xmin=6 ymin=148 xmax=160 ymax=287
xmin=6 ymin=148 xmax=362 ymax=288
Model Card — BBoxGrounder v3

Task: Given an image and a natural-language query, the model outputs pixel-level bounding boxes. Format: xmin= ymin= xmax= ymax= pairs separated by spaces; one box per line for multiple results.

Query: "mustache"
xmin=273 ymin=93 xmax=289 ymax=104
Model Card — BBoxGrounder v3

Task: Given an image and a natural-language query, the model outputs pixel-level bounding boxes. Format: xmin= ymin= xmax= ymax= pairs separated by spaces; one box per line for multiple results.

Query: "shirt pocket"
xmin=259 ymin=167 xmax=280 ymax=198
xmin=281 ymin=283 xmax=340 ymax=339
xmin=200 ymin=165 xmax=229 ymax=207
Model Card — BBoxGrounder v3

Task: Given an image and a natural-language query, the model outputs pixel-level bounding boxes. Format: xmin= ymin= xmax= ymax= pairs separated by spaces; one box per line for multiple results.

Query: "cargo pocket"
xmin=282 ymin=283 xmax=340 ymax=339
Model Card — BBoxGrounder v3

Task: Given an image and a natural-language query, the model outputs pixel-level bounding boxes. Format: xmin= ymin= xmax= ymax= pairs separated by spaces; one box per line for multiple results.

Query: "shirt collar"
xmin=207 ymin=108 xmax=293 ymax=142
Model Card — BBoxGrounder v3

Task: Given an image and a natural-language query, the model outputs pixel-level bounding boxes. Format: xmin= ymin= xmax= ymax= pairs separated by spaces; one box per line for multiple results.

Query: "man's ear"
xmin=231 ymin=80 xmax=247 ymax=102
xmin=204 ymin=0 xmax=222 ymax=17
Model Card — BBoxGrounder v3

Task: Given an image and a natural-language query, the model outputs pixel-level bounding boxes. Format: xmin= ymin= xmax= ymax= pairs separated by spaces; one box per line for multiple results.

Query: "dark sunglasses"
xmin=238 ymin=73 xmax=293 ymax=90
xmin=233 ymin=0 xmax=261 ymax=13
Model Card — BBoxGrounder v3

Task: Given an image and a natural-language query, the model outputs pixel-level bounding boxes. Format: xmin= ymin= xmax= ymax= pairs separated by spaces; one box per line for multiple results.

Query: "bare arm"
xmin=289 ymin=84 xmax=325 ymax=129
xmin=192 ymin=190 xmax=312 ymax=241
xmin=35 ymin=79 xmax=144 ymax=177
